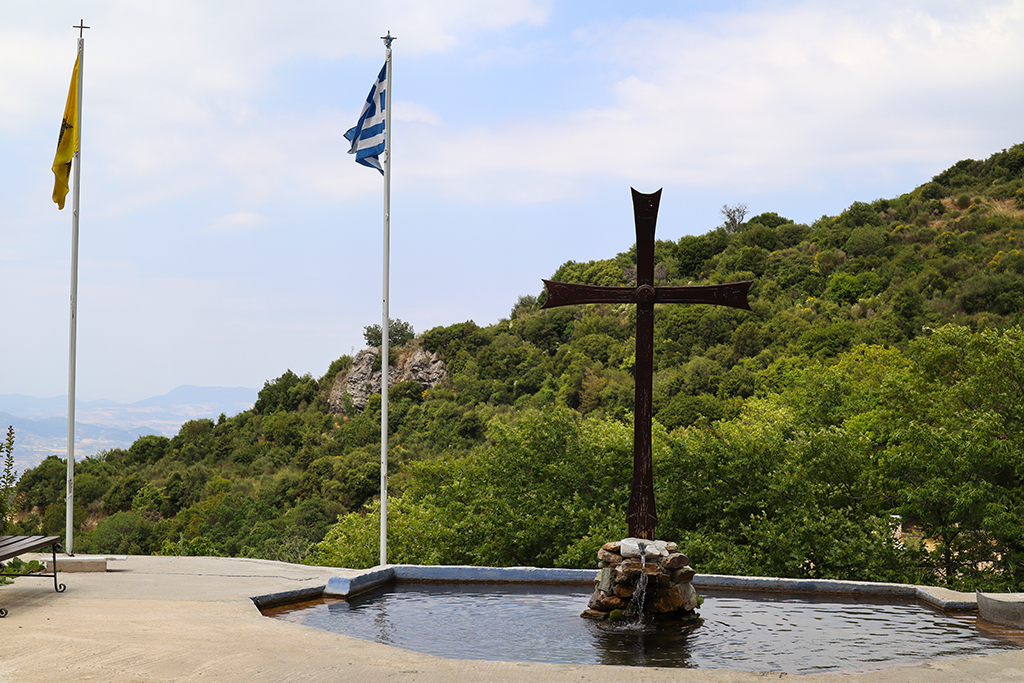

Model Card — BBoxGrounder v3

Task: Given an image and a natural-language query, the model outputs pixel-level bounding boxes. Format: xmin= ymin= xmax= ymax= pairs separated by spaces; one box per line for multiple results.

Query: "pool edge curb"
xmin=251 ymin=565 xmax=979 ymax=614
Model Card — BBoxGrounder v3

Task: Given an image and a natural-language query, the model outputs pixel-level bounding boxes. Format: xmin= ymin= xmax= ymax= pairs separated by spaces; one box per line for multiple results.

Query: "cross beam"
xmin=542 ymin=188 xmax=751 ymax=539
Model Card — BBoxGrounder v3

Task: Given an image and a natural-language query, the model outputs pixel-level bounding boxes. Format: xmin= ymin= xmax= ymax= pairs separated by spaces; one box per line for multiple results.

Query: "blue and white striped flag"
xmin=345 ymin=63 xmax=387 ymax=174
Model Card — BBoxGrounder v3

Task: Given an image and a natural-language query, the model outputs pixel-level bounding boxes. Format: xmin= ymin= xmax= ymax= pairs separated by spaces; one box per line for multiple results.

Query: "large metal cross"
xmin=542 ymin=188 xmax=752 ymax=540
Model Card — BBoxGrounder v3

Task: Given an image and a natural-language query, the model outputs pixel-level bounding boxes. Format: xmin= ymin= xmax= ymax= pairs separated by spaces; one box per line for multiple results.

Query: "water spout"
xmin=627 ymin=542 xmax=649 ymax=620
xmin=584 ymin=537 xmax=700 ymax=624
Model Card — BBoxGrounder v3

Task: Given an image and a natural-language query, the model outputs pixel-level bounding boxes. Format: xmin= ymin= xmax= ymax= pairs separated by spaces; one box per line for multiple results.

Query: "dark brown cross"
xmin=74 ymin=20 xmax=90 ymax=38
xmin=542 ymin=188 xmax=752 ymax=540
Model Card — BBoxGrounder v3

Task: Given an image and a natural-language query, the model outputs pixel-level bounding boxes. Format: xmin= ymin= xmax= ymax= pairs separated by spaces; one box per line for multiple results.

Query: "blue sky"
xmin=2 ymin=0 xmax=1023 ymax=404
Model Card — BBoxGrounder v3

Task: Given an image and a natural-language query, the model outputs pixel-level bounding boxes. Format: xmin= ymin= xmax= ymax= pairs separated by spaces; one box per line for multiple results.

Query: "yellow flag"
xmin=52 ymin=54 xmax=80 ymax=210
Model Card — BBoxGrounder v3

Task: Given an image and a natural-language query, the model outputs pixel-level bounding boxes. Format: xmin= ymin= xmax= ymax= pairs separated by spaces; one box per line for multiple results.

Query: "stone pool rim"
xmin=251 ymin=563 xmax=981 ymax=613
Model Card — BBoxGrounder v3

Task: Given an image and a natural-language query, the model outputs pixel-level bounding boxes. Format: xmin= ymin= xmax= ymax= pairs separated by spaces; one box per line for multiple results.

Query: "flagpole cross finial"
xmin=74 ymin=20 xmax=90 ymax=38
xmin=381 ymin=31 xmax=396 ymax=49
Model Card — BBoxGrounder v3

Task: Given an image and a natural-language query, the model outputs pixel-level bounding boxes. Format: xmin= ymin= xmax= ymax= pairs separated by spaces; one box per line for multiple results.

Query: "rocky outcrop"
xmin=327 ymin=346 xmax=448 ymax=413
xmin=581 ymin=537 xmax=701 ymax=621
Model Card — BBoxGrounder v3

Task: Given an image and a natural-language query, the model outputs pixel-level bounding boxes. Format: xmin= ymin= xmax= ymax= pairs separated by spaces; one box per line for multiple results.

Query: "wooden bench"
xmin=0 ymin=535 xmax=67 ymax=617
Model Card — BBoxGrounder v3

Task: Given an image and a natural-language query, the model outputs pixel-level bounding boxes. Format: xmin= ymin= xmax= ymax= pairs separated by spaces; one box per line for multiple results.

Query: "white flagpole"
xmin=380 ymin=32 xmax=394 ymax=567
xmin=66 ymin=25 xmax=87 ymax=556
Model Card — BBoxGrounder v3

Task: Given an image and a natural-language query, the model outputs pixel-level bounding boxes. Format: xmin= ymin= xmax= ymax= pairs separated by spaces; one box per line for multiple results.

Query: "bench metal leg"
xmin=0 ymin=540 xmax=67 ymax=616
xmin=1 ymin=557 xmax=7 ymax=617
xmin=51 ymin=542 xmax=67 ymax=593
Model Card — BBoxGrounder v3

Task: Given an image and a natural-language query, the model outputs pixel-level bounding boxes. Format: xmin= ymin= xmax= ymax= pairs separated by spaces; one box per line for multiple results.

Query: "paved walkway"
xmin=3 ymin=556 xmax=1024 ymax=682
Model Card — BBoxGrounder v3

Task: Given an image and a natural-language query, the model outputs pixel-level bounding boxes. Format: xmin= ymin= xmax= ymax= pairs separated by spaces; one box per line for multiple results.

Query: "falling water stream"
xmin=625 ymin=541 xmax=648 ymax=620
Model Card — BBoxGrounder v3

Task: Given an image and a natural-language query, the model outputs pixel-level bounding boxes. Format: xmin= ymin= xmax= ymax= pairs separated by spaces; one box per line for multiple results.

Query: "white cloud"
xmin=394 ymin=101 xmax=442 ymax=126
xmin=9 ymin=1 xmax=1024 ymax=216
xmin=0 ymin=1 xmax=555 ymax=220
xmin=207 ymin=211 xmax=268 ymax=232
xmin=391 ymin=0 xmax=1024 ymax=202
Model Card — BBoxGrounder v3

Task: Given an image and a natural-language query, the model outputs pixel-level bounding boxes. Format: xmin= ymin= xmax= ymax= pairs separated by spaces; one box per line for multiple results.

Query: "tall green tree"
xmin=1 ymin=426 xmax=16 ymax=528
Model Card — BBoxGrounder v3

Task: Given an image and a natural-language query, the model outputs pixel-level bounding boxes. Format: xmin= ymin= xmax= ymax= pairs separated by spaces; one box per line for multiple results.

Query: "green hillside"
xmin=5 ymin=142 xmax=1024 ymax=591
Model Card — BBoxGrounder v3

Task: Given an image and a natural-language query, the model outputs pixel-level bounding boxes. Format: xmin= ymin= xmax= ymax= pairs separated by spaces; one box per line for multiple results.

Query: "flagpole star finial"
xmin=74 ymin=20 xmax=90 ymax=38
xmin=381 ymin=31 xmax=396 ymax=49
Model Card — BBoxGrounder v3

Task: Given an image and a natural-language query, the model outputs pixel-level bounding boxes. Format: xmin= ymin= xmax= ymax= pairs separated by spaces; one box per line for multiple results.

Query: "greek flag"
xmin=345 ymin=63 xmax=387 ymax=174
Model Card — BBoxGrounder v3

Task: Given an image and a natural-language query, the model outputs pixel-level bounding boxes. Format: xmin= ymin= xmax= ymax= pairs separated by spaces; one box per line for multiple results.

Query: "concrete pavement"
xmin=3 ymin=555 xmax=1024 ymax=682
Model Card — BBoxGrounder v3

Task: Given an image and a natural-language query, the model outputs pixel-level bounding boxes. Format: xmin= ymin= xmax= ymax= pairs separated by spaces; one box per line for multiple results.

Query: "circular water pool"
xmin=262 ymin=583 xmax=1023 ymax=673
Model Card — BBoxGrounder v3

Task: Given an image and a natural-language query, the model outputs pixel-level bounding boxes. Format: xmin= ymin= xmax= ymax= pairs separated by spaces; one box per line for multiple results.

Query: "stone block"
xmin=618 ymin=538 xmax=669 ymax=559
xmin=589 ymin=591 xmax=627 ymax=611
xmin=612 ymin=584 xmax=635 ymax=599
xmin=597 ymin=548 xmax=623 ymax=564
xmin=615 ymin=561 xmax=642 ymax=583
xmin=324 ymin=566 xmax=394 ymax=598
xmin=678 ymin=581 xmax=700 ymax=611
xmin=978 ymin=592 xmax=1024 ymax=629
xmin=596 ymin=567 xmax=613 ymax=592
xmin=647 ymin=585 xmax=685 ymax=613
xmin=46 ymin=556 xmax=107 ymax=573
xmin=663 ymin=552 xmax=691 ymax=569
xmin=671 ymin=566 xmax=697 ymax=584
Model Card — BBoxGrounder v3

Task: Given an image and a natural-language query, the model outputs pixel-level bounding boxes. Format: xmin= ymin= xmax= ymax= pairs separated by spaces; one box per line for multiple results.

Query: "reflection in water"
xmin=373 ymin=595 xmax=395 ymax=645
xmin=327 ymin=596 xmax=397 ymax=645
xmin=264 ymin=583 xmax=1022 ymax=673
xmin=588 ymin=616 xmax=701 ymax=667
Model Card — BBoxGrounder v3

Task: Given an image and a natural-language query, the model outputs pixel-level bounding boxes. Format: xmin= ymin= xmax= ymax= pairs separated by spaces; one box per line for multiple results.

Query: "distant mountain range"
xmin=0 ymin=385 xmax=257 ymax=473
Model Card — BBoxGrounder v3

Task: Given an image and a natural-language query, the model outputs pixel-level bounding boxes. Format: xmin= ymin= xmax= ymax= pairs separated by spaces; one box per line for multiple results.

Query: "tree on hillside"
xmin=1 ymin=426 xmax=16 ymax=527
xmin=363 ymin=318 xmax=415 ymax=348
xmin=254 ymin=370 xmax=318 ymax=415
xmin=721 ymin=203 xmax=748 ymax=233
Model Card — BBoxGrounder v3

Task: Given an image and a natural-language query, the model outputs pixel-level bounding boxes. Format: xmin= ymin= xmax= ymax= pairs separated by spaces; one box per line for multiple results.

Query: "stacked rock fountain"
xmin=581 ymin=538 xmax=701 ymax=621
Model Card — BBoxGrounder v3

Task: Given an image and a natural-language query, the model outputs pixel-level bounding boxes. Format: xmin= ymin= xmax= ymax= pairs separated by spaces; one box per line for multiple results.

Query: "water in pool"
xmin=262 ymin=582 xmax=1023 ymax=673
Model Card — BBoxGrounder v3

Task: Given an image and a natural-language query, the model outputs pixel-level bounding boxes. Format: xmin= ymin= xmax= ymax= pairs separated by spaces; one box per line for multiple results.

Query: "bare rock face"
xmin=328 ymin=346 xmax=448 ymax=413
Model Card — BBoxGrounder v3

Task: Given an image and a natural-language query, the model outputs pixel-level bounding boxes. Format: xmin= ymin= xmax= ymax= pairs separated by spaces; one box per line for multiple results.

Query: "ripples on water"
xmin=263 ymin=583 xmax=1022 ymax=673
